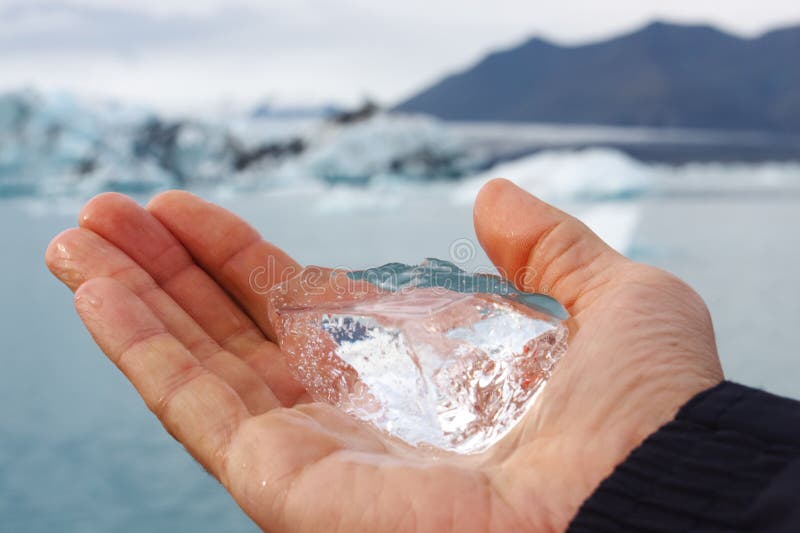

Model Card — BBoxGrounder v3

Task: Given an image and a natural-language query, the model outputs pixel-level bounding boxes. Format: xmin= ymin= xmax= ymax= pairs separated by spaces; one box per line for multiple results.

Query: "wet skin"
xmin=46 ymin=179 xmax=723 ymax=532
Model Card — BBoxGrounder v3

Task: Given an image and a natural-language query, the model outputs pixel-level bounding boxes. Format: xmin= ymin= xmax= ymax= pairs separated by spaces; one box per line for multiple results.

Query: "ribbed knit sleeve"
xmin=568 ymin=381 xmax=800 ymax=532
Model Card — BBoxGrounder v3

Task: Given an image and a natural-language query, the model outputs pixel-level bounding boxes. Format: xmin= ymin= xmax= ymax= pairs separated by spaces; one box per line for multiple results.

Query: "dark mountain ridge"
xmin=395 ymin=21 xmax=800 ymax=132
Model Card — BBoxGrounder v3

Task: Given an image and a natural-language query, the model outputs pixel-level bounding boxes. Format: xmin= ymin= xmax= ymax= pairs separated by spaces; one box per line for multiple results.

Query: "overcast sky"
xmin=1 ymin=0 xmax=798 ymax=110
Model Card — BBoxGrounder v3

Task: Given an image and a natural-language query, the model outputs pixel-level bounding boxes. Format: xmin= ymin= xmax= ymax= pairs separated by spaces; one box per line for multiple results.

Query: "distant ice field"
xmin=3 ymin=88 xmax=800 ymax=199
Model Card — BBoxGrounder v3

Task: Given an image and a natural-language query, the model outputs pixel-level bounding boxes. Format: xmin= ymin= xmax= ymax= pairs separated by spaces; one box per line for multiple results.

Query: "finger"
xmin=78 ymin=193 xmax=264 ymax=344
xmin=46 ymin=227 xmax=280 ymax=414
xmin=146 ymin=190 xmax=300 ymax=341
xmin=77 ymin=193 xmax=305 ymax=405
xmin=74 ymin=277 xmax=248 ymax=480
xmin=473 ymin=178 xmax=626 ymax=311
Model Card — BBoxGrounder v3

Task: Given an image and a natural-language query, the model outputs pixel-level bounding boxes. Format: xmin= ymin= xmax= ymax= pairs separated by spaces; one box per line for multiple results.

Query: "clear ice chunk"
xmin=268 ymin=259 xmax=569 ymax=454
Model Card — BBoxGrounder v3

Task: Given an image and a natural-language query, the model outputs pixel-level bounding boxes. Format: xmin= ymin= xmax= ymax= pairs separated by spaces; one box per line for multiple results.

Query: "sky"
xmin=1 ymin=0 xmax=798 ymax=111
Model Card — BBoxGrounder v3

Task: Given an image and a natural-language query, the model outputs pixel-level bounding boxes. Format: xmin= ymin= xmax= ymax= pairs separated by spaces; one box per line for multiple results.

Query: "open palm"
xmin=47 ymin=179 xmax=722 ymax=532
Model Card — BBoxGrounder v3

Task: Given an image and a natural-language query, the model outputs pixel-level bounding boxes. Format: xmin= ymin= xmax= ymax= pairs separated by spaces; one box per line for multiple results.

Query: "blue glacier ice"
xmin=0 ymin=89 xmax=475 ymax=197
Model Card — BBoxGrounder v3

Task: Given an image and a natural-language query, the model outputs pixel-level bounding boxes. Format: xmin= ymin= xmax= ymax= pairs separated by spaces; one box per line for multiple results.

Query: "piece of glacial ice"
xmin=268 ymin=259 xmax=569 ymax=454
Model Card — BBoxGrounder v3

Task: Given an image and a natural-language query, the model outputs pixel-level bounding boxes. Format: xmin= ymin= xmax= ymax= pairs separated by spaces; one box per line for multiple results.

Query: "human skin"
xmin=46 ymin=178 xmax=723 ymax=532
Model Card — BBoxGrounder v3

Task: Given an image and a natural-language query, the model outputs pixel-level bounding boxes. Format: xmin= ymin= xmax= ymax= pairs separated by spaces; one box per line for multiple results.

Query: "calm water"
xmin=1 ymin=190 xmax=798 ymax=531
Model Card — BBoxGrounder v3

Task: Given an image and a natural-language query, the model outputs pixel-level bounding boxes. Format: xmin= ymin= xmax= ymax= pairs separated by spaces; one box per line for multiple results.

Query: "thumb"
xmin=473 ymin=178 xmax=626 ymax=311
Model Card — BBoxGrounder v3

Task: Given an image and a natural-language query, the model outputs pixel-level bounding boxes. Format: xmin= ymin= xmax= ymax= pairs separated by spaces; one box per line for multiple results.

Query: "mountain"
xmin=395 ymin=22 xmax=800 ymax=132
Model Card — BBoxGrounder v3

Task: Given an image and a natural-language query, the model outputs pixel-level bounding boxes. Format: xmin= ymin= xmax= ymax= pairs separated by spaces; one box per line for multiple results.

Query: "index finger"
xmin=147 ymin=191 xmax=300 ymax=341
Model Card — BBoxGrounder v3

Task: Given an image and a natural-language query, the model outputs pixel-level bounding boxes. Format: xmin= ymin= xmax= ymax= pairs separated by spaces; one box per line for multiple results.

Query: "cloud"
xmin=0 ymin=2 xmax=281 ymax=53
xmin=0 ymin=0 xmax=269 ymax=17
xmin=0 ymin=0 xmax=798 ymax=108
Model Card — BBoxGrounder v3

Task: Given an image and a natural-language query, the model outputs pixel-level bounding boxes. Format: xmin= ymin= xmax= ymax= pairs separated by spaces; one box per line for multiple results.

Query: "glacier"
xmin=0 ymin=89 xmax=476 ymax=197
xmin=2 ymin=88 xmax=800 ymax=208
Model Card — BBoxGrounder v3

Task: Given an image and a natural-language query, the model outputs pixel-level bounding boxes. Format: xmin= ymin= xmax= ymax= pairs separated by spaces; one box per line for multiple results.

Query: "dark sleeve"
xmin=568 ymin=381 xmax=800 ymax=532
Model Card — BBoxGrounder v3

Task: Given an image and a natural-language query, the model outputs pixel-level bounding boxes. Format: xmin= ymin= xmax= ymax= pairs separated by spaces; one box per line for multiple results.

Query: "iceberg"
xmin=0 ymin=89 xmax=475 ymax=197
xmin=452 ymin=148 xmax=653 ymax=205
xmin=4 ymin=88 xmax=798 ymax=210
xmin=302 ymin=114 xmax=474 ymax=184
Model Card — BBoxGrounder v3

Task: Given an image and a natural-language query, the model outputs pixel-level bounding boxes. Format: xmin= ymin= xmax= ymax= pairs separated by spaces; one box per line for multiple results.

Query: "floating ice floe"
xmin=0 ymin=89 xmax=475 ymax=197
xmin=451 ymin=148 xmax=654 ymax=205
xmin=300 ymin=114 xmax=474 ymax=185
xmin=3 ymin=88 xmax=799 ymax=208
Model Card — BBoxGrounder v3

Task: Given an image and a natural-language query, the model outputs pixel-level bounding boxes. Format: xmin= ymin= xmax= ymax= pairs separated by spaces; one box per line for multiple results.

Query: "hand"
xmin=46 ymin=179 xmax=723 ymax=532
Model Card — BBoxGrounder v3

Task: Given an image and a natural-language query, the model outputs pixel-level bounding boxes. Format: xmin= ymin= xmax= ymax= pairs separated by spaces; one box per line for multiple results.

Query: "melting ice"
xmin=268 ymin=259 xmax=569 ymax=454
